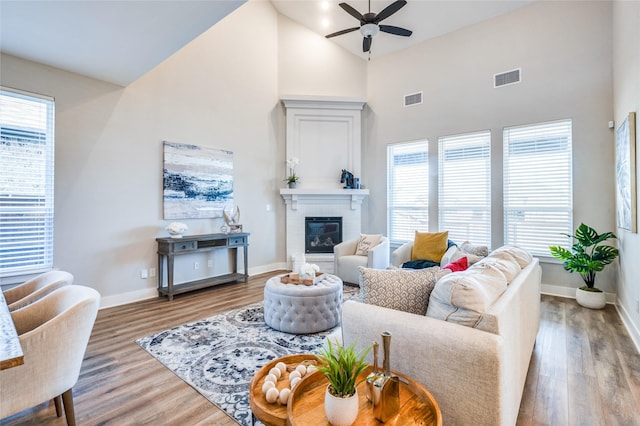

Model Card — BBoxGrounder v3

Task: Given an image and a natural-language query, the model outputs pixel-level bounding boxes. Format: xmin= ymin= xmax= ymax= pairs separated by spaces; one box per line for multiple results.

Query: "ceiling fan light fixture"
xmin=360 ymin=23 xmax=379 ymax=38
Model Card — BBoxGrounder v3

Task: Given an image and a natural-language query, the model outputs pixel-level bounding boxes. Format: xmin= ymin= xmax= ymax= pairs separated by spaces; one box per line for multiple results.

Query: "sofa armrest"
xmin=340 ymin=300 xmax=506 ymax=426
xmin=391 ymin=241 xmax=413 ymax=266
xmin=367 ymin=237 xmax=390 ymax=270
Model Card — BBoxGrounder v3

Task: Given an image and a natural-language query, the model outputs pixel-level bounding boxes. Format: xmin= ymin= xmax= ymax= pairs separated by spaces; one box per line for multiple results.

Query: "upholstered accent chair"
xmin=333 ymin=236 xmax=390 ymax=285
xmin=3 ymin=270 xmax=74 ymax=312
xmin=0 ymin=285 xmax=100 ymax=425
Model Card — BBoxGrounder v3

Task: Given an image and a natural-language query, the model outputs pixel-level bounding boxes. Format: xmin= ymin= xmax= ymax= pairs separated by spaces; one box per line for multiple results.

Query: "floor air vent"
xmin=494 ymin=68 xmax=521 ymax=88
xmin=404 ymin=91 xmax=423 ymax=107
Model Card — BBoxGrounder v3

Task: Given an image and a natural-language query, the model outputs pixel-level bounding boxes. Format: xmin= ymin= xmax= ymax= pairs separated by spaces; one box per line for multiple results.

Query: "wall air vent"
xmin=494 ymin=68 xmax=521 ymax=88
xmin=404 ymin=91 xmax=423 ymax=107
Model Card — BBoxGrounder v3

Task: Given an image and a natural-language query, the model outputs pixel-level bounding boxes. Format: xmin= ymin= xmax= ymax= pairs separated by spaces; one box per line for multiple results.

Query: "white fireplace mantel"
xmin=280 ymin=188 xmax=369 ymax=211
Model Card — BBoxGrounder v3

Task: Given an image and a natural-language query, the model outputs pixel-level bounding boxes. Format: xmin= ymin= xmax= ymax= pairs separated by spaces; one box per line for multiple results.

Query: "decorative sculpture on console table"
xmin=340 ymin=169 xmax=356 ymax=189
xmin=222 ymin=205 xmax=242 ymax=233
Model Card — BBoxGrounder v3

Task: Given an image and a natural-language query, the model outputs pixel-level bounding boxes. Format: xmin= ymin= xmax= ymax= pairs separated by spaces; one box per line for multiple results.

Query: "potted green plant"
xmin=549 ymin=223 xmax=619 ymax=309
xmin=316 ymin=339 xmax=370 ymax=426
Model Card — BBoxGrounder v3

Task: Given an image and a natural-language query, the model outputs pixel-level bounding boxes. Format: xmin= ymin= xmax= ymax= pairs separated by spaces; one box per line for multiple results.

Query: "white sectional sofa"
xmin=338 ymin=247 xmax=542 ymax=426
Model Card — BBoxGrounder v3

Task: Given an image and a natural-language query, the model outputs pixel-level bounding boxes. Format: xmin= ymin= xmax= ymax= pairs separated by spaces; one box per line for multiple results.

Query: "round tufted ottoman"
xmin=263 ymin=273 xmax=343 ymax=334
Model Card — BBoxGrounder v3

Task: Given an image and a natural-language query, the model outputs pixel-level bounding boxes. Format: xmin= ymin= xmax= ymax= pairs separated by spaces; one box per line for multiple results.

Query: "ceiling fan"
xmin=325 ymin=0 xmax=412 ymax=53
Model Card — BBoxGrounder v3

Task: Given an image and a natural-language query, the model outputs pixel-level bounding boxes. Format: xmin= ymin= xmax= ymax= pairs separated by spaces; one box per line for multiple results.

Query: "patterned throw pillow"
xmin=460 ymin=241 xmax=489 ymax=257
xmin=358 ymin=266 xmax=449 ymax=315
xmin=411 ymin=231 xmax=449 ymax=262
xmin=355 ymin=234 xmax=382 ymax=256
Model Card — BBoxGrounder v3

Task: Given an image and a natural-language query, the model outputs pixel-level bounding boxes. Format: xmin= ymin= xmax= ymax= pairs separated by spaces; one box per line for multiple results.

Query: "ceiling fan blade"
xmin=326 ymin=27 xmax=360 ymax=38
xmin=363 ymin=36 xmax=372 ymax=52
xmin=339 ymin=2 xmax=364 ymax=22
xmin=375 ymin=0 xmax=407 ymax=23
xmin=379 ymin=25 xmax=412 ymax=37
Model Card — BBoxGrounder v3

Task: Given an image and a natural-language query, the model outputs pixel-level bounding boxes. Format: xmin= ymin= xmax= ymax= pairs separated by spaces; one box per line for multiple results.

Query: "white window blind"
xmin=387 ymin=141 xmax=429 ymax=243
xmin=503 ymin=119 xmax=572 ymax=257
xmin=0 ymin=88 xmax=55 ymax=277
xmin=438 ymin=131 xmax=491 ymax=247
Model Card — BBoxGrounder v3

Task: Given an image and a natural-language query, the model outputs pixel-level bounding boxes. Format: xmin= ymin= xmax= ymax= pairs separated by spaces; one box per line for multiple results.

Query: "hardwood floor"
xmin=3 ymin=271 xmax=639 ymax=425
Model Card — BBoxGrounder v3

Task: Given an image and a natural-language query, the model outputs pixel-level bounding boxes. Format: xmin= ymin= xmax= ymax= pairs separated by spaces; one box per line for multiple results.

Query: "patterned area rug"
xmin=136 ymin=302 xmax=338 ymax=425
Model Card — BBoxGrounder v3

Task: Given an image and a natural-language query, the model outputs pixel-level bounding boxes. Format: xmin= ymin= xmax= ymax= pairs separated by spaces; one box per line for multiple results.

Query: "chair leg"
xmin=53 ymin=395 xmax=63 ymax=417
xmin=61 ymin=389 xmax=76 ymax=426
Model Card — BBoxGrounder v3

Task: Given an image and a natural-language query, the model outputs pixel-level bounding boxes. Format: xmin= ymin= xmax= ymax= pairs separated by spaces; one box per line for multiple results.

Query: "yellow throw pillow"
xmin=411 ymin=231 xmax=449 ymax=262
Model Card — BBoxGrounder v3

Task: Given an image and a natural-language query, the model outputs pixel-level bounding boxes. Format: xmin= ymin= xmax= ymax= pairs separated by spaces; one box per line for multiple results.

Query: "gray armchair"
xmin=333 ymin=236 xmax=390 ymax=285
xmin=3 ymin=270 xmax=74 ymax=312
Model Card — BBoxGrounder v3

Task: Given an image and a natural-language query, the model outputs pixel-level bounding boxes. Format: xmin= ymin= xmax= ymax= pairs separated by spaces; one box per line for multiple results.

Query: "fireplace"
xmin=305 ymin=217 xmax=342 ymax=253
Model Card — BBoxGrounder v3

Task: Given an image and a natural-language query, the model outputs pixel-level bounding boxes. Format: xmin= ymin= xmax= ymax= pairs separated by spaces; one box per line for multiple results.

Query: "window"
xmin=438 ymin=131 xmax=491 ymax=246
xmin=0 ymin=88 xmax=55 ymax=278
xmin=503 ymin=120 xmax=572 ymax=257
xmin=387 ymin=141 xmax=428 ymax=243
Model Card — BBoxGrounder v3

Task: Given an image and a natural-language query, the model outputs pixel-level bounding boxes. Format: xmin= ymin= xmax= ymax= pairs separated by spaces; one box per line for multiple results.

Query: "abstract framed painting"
xmin=163 ymin=141 xmax=233 ymax=219
xmin=615 ymin=112 xmax=637 ymax=232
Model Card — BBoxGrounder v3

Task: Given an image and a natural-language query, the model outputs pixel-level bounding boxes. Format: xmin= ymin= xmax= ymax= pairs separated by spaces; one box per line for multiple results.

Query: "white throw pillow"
xmin=355 ymin=234 xmax=382 ymax=256
xmin=490 ymin=246 xmax=533 ymax=268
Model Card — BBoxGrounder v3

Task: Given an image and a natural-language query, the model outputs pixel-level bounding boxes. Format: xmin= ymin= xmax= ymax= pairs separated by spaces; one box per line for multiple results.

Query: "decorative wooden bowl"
xmin=287 ymin=365 xmax=442 ymax=426
xmin=249 ymin=353 xmax=320 ymax=426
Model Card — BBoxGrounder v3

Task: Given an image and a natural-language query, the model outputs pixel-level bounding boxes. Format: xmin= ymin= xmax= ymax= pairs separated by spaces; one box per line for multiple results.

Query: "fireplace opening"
xmin=305 ymin=217 xmax=342 ymax=253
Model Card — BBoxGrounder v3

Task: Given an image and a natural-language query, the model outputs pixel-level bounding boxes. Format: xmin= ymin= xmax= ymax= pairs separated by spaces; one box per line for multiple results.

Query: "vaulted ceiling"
xmin=0 ymin=0 xmax=533 ymax=86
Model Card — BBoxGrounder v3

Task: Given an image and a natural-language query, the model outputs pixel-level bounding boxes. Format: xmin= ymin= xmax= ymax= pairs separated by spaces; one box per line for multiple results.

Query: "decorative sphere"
xmin=262 ymin=380 xmax=276 ymax=394
xmin=295 ymin=364 xmax=307 ymax=377
xmin=290 ymin=376 xmax=302 ymax=388
xmin=265 ymin=387 xmax=279 ymax=404
xmin=264 ymin=374 xmax=278 ymax=384
xmin=269 ymin=367 xmax=282 ymax=379
xmin=278 ymin=388 xmax=291 ymax=405
xmin=289 ymin=370 xmax=301 ymax=381
xmin=276 ymin=361 xmax=287 ymax=375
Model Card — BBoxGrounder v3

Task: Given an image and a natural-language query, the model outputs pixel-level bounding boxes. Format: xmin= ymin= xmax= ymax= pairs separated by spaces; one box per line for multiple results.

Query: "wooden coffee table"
xmin=249 ymin=354 xmax=441 ymax=426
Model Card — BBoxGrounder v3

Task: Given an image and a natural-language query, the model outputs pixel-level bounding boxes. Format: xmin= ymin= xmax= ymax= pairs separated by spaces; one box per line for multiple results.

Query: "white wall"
xmin=364 ymin=0 xmax=616 ymax=293
xmin=613 ymin=0 xmax=640 ymax=347
xmin=0 ymin=1 xmax=368 ymax=307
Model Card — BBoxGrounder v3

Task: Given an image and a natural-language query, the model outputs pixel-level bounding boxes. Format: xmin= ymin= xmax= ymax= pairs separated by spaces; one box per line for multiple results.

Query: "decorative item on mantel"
xmin=340 ymin=169 xmax=360 ymax=189
xmin=165 ymin=222 xmax=188 ymax=238
xmin=285 ymin=157 xmax=300 ymax=188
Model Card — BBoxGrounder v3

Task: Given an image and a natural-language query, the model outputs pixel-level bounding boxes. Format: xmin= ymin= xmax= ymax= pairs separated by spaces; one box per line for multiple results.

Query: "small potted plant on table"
xmin=549 ymin=223 xmax=619 ymax=309
xmin=316 ymin=339 xmax=370 ymax=426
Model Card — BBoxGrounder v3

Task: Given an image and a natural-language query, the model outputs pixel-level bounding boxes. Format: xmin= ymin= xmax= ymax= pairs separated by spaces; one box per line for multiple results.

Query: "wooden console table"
xmin=156 ymin=233 xmax=249 ymax=300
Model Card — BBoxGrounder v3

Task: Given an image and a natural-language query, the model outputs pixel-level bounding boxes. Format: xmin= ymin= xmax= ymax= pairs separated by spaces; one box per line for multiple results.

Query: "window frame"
xmin=0 ymin=86 xmax=55 ymax=281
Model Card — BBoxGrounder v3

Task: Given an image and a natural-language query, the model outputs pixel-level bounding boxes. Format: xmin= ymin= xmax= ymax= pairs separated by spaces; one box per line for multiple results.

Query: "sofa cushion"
xmin=359 ymin=266 xmax=449 ymax=315
xmin=442 ymin=256 xmax=468 ymax=272
xmin=411 ymin=231 xmax=449 ymax=262
xmin=426 ymin=267 xmax=508 ymax=327
xmin=490 ymin=245 xmax=533 ymax=268
xmin=470 ymin=256 xmax=521 ymax=284
xmin=355 ymin=234 xmax=382 ymax=256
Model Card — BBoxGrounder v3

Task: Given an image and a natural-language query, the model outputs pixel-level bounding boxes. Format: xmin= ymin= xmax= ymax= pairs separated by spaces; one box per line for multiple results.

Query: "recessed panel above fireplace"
xmin=305 ymin=217 xmax=342 ymax=254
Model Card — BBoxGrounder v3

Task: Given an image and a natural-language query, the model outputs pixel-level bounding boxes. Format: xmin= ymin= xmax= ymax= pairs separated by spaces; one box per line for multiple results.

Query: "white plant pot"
xmin=576 ymin=287 xmax=606 ymax=309
xmin=324 ymin=386 xmax=359 ymax=426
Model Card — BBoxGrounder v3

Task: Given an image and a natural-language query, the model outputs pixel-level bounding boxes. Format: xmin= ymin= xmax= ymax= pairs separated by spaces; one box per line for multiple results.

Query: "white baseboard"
xmin=99 ymin=263 xmax=288 ymax=309
xmin=616 ymin=302 xmax=640 ymax=354
xmin=541 ymin=283 xmax=617 ymax=304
